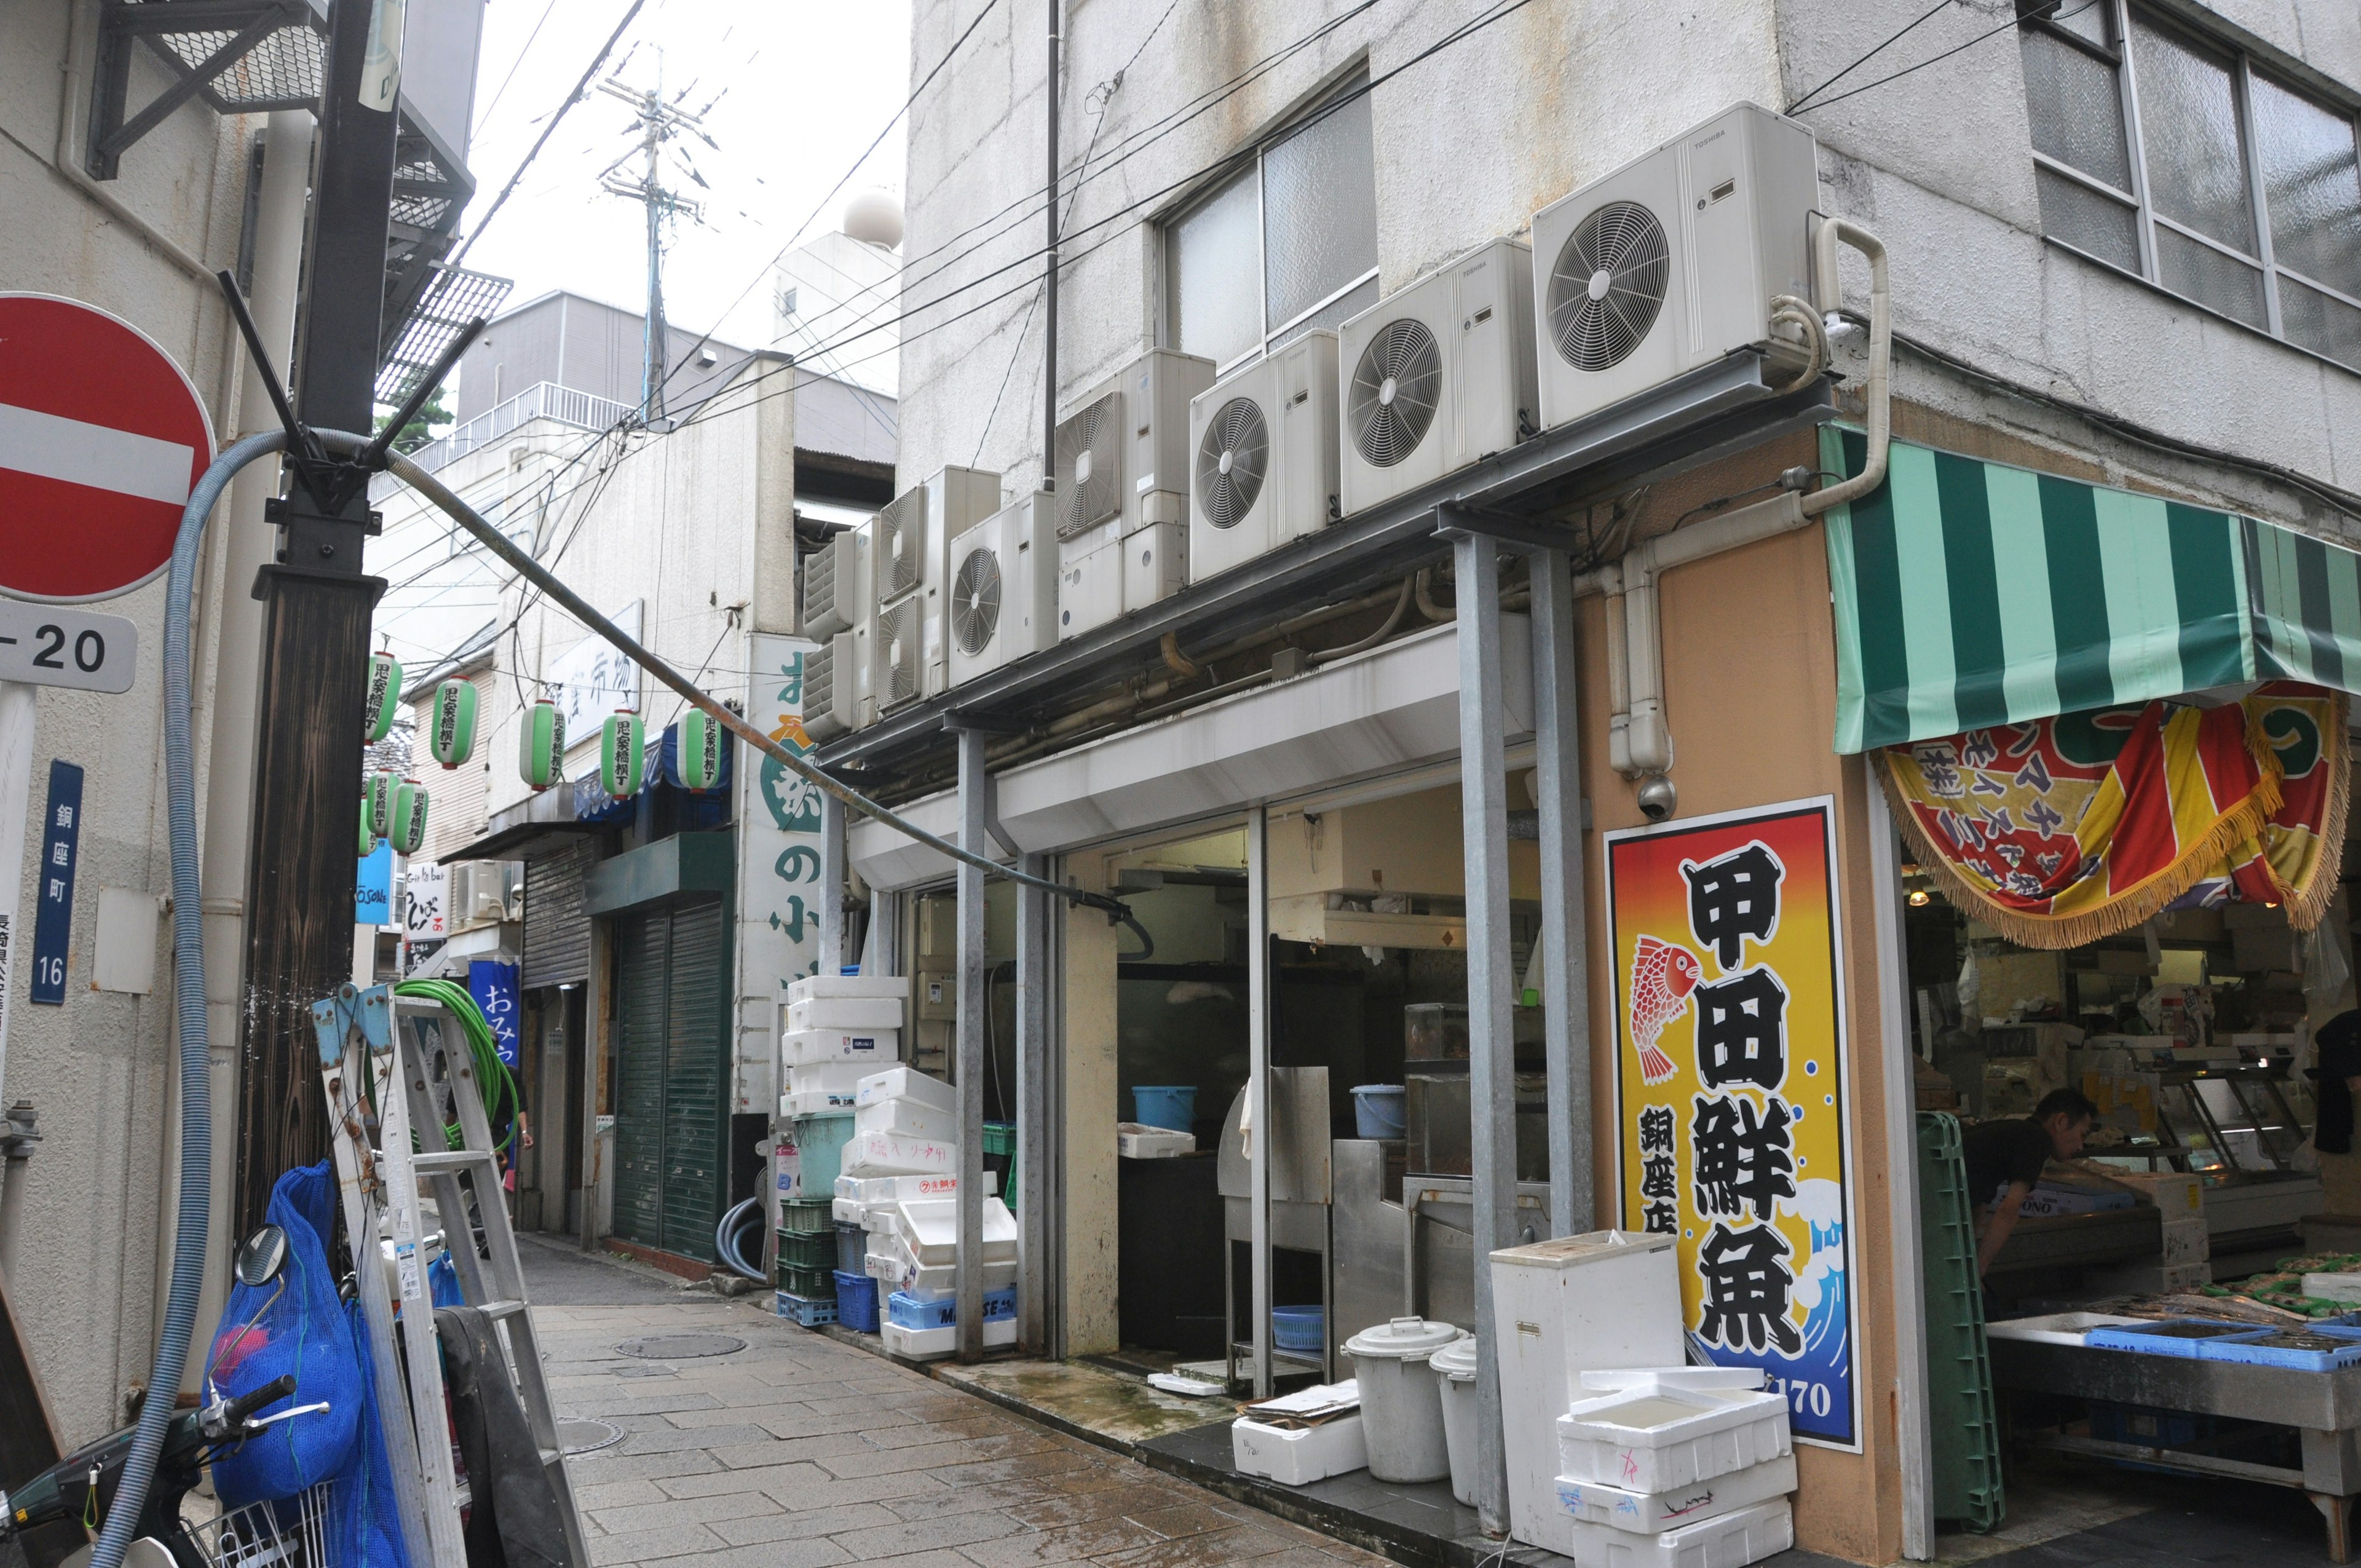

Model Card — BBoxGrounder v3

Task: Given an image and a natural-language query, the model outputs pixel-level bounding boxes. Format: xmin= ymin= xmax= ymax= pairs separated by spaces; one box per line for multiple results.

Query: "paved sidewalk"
xmin=529 ymin=1257 xmax=1393 ymax=1568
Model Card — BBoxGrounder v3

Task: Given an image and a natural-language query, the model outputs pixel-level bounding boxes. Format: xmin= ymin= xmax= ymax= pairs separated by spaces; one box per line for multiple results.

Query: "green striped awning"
xmin=1822 ymin=427 xmax=2361 ymax=753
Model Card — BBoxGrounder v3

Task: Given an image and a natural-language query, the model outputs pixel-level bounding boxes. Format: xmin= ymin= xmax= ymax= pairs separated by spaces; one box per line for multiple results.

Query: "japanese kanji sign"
xmin=737 ymin=632 xmax=825 ymax=1114
xmin=1608 ymin=797 xmax=1857 ymax=1449
xmin=28 ymin=760 xmax=82 ymax=1005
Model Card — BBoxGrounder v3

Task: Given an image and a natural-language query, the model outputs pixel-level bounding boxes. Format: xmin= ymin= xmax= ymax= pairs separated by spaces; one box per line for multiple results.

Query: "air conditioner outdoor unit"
xmin=801 ymin=518 xmax=870 ymax=639
xmin=948 ymin=493 xmax=1058 ymax=686
xmin=1052 ymin=348 xmax=1214 ymax=637
xmin=804 ymin=629 xmax=871 ymax=741
xmin=871 ymin=466 xmax=1000 ymax=697
xmin=1339 ymin=239 xmax=1536 ymax=514
xmin=872 ymin=595 xmax=936 ymax=712
xmin=1186 ymin=329 xmax=1339 ymax=585
xmin=1529 ymin=101 xmax=1818 ymax=432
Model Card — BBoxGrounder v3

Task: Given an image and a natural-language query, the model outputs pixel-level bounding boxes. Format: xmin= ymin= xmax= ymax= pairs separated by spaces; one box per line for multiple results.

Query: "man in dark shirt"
xmin=1962 ymin=1088 xmax=2097 ymax=1275
xmin=2309 ymin=1010 xmax=2361 ymax=1214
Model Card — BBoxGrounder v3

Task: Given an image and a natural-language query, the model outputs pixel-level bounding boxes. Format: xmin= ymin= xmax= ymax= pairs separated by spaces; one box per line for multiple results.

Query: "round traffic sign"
xmin=0 ymin=293 xmax=216 ymax=603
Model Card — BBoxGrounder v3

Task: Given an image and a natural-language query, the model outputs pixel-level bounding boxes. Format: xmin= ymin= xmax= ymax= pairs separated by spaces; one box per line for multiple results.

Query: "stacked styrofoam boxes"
xmin=1553 ymin=1369 xmax=1796 ymax=1568
xmin=781 ymin=976 xmax=904 ymax=1117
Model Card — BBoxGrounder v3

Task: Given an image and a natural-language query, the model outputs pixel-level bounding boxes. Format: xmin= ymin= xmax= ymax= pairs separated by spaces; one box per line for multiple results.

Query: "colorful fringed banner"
xmin=1880 ymin=683 xmax=2347 ymax=948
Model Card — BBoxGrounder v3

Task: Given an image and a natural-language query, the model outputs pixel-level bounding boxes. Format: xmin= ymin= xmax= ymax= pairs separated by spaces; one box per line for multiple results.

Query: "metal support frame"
xmin=1247 ymin=807 xmax=1273 ymax=1399
xmin=1016 ymin=852 xmax=1051 ymax=1354
xmin=954 ymin=728 xmax=990 ymax=1361
xmin=1448 ymin=518 xmax=1517 ymax=1537
xmin=818 ymin=793 xmax=847 ymax=976
xmin=1529 ymin=547 xmax=1592 ymax=1237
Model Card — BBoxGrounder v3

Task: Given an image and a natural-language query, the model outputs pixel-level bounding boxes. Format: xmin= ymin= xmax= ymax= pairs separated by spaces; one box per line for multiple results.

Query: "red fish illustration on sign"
xmin=1629 ymin=934 xmax=1701 ymax=1085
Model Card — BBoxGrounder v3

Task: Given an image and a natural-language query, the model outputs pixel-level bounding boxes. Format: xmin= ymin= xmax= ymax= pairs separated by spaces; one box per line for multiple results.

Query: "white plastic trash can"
xmin=1430 ymin=1336 xmax=1482 ymax=1505
xmin=1343 ymin=1316 xmax=1465 ymax=1482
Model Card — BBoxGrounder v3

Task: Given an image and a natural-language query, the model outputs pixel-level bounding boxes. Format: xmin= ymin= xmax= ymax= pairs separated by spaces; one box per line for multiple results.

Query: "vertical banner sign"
xmin=737 ymin=633 xmax=824 ymax=1114
xmin=1606 ymin=796 xmax=1858 ymax=1449
xmin=28 ymin=761 xmax=83 ymax=1006
xmin=468 ymin=959 xmax=521 ymax=1068
xmin=355 ymin=838 xmax=394 ymax=925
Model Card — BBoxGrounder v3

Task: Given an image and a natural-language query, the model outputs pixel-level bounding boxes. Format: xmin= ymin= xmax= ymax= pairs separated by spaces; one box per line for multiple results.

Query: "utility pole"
xmin=234 ymin=0 xmax=403 ymax=1233
xmin=598 ymin=69 xmax=710 ymax=423
xmin=1042 ymin=1 xmax=1059 ymax=493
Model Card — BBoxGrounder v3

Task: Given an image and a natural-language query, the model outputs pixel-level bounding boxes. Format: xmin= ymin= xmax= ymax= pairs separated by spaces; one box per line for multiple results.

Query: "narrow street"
xmin=521 ymin=1238 xmax=1399 ymax=1568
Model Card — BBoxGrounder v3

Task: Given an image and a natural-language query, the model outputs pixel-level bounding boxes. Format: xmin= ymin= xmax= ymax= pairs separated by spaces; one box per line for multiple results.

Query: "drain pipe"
xmin=1610 ymin=220 xmax=1890 ymax=815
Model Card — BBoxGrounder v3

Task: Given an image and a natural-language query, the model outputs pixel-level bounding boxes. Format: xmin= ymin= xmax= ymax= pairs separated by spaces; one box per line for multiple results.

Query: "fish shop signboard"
xmin=1607 ymin=796 xmax=1859 ymax=1449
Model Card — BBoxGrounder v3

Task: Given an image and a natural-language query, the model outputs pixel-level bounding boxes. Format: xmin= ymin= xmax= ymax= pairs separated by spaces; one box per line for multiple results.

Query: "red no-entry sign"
xmin=0 ymin=293 xmax=215 ymax=603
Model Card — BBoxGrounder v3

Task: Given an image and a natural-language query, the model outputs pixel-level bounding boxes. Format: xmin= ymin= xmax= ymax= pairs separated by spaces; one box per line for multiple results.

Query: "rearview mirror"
xmin=234 ymin=1224 xmax=289 ymax=1289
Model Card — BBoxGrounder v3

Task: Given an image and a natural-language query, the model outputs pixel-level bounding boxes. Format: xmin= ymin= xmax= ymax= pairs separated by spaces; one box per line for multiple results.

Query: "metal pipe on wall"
xmin=955 ymin=730 xmax=990 ymax=1361
xmin=1016 ymin=852 xmax=1050 ymax=1353
xmin=1246 ymin=807 xmax=1271 ymax=1399
xmin=818 ymin=793 xmax=847 ymax=976
xmin=1529 ymin=548 xmax=1592 ymax=1237
xmin=1041 ymin=0 xmax=1060 ymax=495
xmin=1449 ymin=520 xmax=1517 ymax=1536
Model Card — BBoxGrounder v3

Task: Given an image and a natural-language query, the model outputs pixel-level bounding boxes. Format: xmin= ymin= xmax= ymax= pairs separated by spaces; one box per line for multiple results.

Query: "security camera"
xmin=1636 ymin=774 xmax=1677 ymax=823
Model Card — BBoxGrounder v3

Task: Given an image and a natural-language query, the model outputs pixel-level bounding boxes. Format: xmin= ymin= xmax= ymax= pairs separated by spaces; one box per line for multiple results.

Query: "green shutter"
xmin=660 ymin=900 xmax=729 ymax=1261
xmin=613 ymin=912 xmax=670 ymax=1249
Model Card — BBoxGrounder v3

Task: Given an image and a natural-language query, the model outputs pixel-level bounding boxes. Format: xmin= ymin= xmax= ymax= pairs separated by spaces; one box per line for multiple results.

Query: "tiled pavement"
xmin=527 ymin=1254 xmax=1396 ymax=1568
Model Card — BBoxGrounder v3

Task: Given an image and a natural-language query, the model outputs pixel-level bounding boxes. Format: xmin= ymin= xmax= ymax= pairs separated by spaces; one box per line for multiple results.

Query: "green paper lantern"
xmin=365 ymin=651 xmax=402 ymax=743
xmin=601 ymin=710 xmax=644 ymax=798
xmin=430 ymin=678 xmax=478 ymax=768
xmin=390 ymin=780 xmax=429 ymax=856
xmin=679 ymin=707 xmax=724 ymax=792
xmin=359 ymin=797 xmax=376 ymax=856
xmin=518 ymin=699 xmax=566 ymax=791
xmin=365 ymin=769 xmax=397 ymax=838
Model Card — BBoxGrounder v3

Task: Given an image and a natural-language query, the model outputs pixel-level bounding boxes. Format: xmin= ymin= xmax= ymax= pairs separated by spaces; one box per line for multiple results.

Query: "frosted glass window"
xmin=1169 ymin=172 xmax=1262 ymax=368
xmin=1262 ymin=92 xmax=1379 ymax=330
xmin=2021 ymin=27 xmax=2131 ymax=189
xmin=2251 ymin=73 xmax=2361 ymax=299
xmin=2128 ymin=15 xmax=2256 ymax=253
xmin=2153 ymin=224 xmax=2267 ymax=327
xmin=2282 ymin=277 xmax=2361 ymax=371
xmin=2035 ymin=165 xmax=2140 ymax=269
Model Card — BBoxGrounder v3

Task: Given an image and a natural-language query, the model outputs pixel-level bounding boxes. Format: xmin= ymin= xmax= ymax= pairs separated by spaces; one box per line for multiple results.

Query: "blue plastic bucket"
xmin=1351 ymin=1085 xmax=1406 ymax=1139
xmin=1273 ymin=1305 xmax=1324 ymax=1353
xmin=834 ymin=1269 xmax=880 ymax=1334
xmin=1131 ymin=1085 xmax=1198 ymax=1133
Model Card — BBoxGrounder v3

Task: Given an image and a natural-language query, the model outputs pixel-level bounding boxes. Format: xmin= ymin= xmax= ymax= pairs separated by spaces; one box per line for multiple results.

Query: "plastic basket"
xmin=781 ymin=1197 xmax=835 ymax=1233
xmin=1917 ymin=1112 xmax=2004 ymax=1532
xmin=777 ymin=1289 xmax=839 ymax=1327
xmin=983 ymin=1120 xmax=1017 ymax=1215
xmin=777 ymin=1259 xmax=834 ymax=1297
xmin=835 ymin=1269 xmax=880 ymax=1332
xmin=191 ymin=1478 xmax=333 ymax=1567
xmin=885 ymin=1285 xmax=1017 ymax=1330
xmin=1272 ymin=1304 xmax=1324 ymax=1353
xmin=983 ymin=1121 xmax=1017 ymax=1157
xmin=835 ymin=1221 xmax=867 ymax=1275
xmin=777 ymin=1229 xmax=836 ymax=1271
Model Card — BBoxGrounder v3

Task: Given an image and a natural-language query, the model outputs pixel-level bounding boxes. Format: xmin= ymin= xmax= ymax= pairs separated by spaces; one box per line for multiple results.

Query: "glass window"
xmin=2018 ymin=2 xmax=2361 ymax=368
xmin=1166 ymin=72 xmax=1379 ymax=370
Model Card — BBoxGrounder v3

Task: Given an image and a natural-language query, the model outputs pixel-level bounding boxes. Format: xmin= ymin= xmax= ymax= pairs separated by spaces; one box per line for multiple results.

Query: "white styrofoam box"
xmin=1565 ymin=1498 xmax=1792 ymax=1568
xmin=861 ymin=1205 xmax=900 ymax=1233
xmin=866 ymin=1231 xmax=1019 ymax=1296
xmin=783 ymin=1027 xmax=902 ymax=1066
xmin=1490 ymin=1231 xmax=1684 ymax=1556
xmin=832 ymin=1197 xmax=864 ymax=1224
xmin=840 ymin=1131 xmax=957 ymax=1178
xmin=1580 ymin=1368 xmax=1764 ymax=1396
xmin=1557 ymin=1388 xmax=1791 ymax=1494
xmin=2308 ymin=1273 xmax=2361 ymax=1304
xmin=2160 ymin=1214 xmax=2210 ymax=1265
xmin=894 ymin=1196 xmax=1018 ymax=1267
xmin=880 ymin=1315 xmax=1017 ymax=1360
xmin=787 ymin=974 xmax=908 ymax=1005
xmin=855 ymin=1066 xmax=954 ymax=1112
xmin=1985 ymin=1312 xmax=2143 ymax=1346
xmin=1556 ymin=1453 xmax=1795 ymax=1534
xmin=792 ymin=1060 xmax=876 ymax=1095
xmin=1232 ymin=1416 xmax=1369 ymax=1484
xmin=783 ymin=1088 xmax=858 ymax=1117
xmin=2108 ymin=1169 xmax=2205 ymax=1218
xmin=1118 ymin=1123 xmax=1196 ymax=1159
xmin=788 ymin=995 xmax=904 ymax=1033
xmin=834 ymin=1171 xmax=974 ymax=1204
xmin=855 ymin=1096 xmax=955 ymax=1141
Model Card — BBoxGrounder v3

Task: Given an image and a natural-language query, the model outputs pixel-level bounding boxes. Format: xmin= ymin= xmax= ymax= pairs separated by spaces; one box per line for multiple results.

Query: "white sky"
xmin=451 ymin=0 xmax=914 ymax=378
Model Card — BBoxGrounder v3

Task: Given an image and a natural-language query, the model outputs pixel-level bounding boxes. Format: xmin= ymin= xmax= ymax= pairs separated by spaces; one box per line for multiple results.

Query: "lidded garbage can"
xmin=1429 ymin=1337 xmax=1482 ymax=1505
xmin=1342 ymin=1316 xmax=1465 ymax=1482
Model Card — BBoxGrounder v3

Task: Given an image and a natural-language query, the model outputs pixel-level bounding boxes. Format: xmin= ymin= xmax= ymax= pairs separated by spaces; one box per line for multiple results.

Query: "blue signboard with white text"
xmin=356 ymin=839 xmax=394 ymax=926
xmin=29 ymin=761 xmax=82 ymax=1005
xmin=469 ymin=959 xmax=520 ymax=1067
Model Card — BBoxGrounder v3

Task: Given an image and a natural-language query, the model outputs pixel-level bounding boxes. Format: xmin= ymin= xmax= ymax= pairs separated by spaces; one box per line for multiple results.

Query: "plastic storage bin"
xmin=1556 ymin=1387 xmax=1791 ymax=1493
xmin=776 ymin=1260 xmax=834 ymax=1299
xmin=1350 ymin=1085 xmax=1406 ymax=1139
xmin=1272 ymin=1305 xmax=1324 ymax=1353
xmin=789 ymin=1113 xmax=858 ymax=1195
xmin=834 ymin=1269 xmax=880 ymax=1333
xmin=834 ymin=1221 xmax=866 ymax=1275
xmin=2086 ymin=1320 xmax=2268 ymax=1358
xmin=777 ymin=1229 xmax=836 ymax=1270
xmin=1131 ymin=1085 xmax=1198 ymax=1132
xmin=1431 ymin=1337 xmax=1481 ymax=1507
xmin=781 ymin=1197 xmax=834 ymax=1233
xmin=1343 ymin=1317 xmax=1464 ymax=1483
xmin=775 ymin=1290 xmax=837 ymax=1326
xmin=1917 ymin=1112 xmax=2004 ymax=1532
xmin=885 ymin=1286 xmax=1016 ymax=1329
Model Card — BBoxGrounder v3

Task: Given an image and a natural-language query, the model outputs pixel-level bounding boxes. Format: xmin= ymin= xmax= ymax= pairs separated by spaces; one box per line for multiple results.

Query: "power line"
xmin=472 ymin=0 xmax=561 ymax=135
xmin=1792 ymin=0 xmax=2098 ymax=114
xmin=1784 ymin=0 xmax=1955 ymax=114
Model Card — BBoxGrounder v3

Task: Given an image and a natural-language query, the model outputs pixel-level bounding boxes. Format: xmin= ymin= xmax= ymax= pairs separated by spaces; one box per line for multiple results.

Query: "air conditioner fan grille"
xmin=1053 ymin=391 xmax=1123 ymax=539
xmin=1194 ymin=397 xmax=1268 ymax=530
xmin=1348 ymin=318 xmax=1443 ymax=469
xmin=952 ymin=545 xmax=1002 ymax=657
xmin=1546 ymin=199 xmax=1670 ymax=373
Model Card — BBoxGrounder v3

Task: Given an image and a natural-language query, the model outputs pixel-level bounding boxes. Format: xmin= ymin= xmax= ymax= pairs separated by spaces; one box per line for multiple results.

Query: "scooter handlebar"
xmin=221 ymin=1374 xmax=297 ymax=1427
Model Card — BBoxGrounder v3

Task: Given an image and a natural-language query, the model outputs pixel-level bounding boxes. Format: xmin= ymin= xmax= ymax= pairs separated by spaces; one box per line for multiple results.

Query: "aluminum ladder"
xmin=314 ymin=983 xmax=590 ymax=1568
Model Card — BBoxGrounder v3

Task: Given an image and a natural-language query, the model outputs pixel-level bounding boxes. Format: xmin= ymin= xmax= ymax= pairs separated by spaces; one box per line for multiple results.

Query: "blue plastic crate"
xmin=885 ymin=1285 xmax=1016 ymax=1330
xmin=2087 ymin=1320 xmax=2264 ymax=1360
xmin=2192 ymin=1325 xmax=2361 ymax=1372
xmin=775 ymin=1289 xmax=839 ymax=1327
xmin=834 ymin=1269 xmax=880 ymax=1334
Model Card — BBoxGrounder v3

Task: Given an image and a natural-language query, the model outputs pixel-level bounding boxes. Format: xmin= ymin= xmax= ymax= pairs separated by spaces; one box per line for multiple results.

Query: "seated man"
xmin=1963 ymin=1088 xmax=2097 ymax=1277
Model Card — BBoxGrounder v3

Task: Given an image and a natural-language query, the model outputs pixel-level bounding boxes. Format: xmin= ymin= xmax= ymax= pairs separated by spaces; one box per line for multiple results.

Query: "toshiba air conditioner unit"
xmin=1053 ymin=348 xmax=1214 ymax=638
xmin=801 ymin=518 xmax=870 ymax=639
xmin=872 ymin=595 xmax=937 ymax=713
xmin=802 ymin=630 xmax=871 ymax=742
xmin=1530 ymin=101 xmax=1818 ymax=432
xmin=870 ymin=466 xmax=1000 ymax=698
xmin=948 ymin=493 xmax=1058 ymax=686
xmin=1339 ymin=239 xmax=1536 ymax=514
xmin=1187 ymin=330 xmax=1340 ymax=585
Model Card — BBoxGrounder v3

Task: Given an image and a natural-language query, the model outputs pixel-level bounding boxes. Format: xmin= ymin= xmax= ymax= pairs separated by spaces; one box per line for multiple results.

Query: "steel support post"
xmin=1016 ymin=852 xmax=1051 ymax=1353
xmin=1867 ymin=783 xmax=1935 ymax=1558
xmin=1530 ymin=548 xmax=1592 ymax=1236
xmin=954 ymin=729 xmax=989 ymax=1361
xmin=1452 ymin=521 xmax=1517 ymax=1537
xmin=1247 ymin=806 xmax=1273 ymax=1398
xmin=818 ymin=792 xmax=847 ymax=976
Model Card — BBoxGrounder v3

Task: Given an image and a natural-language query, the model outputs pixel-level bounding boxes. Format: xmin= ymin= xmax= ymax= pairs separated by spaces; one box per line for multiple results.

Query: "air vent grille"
xmin=878 ymin=600 xmax=924 ymax=707
xmin=877 ymin=489 xmax=927 ymax=601
xmin=1053 ymin=391 xmax=1123 ymax=539
xmin=1193 ymin=396 xmax=1268 ymax=531
xmin=1545 ymin=199 xmax=1670 ymax=372
xmin=1348 ymin=319 xmax=1442 ymax=468
xmin=951 ymin=545 xmax=1002 ymax=657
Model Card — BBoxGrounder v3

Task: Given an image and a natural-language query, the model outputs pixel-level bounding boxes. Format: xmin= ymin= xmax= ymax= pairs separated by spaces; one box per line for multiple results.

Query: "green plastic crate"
xmin=984 ymin=1121 xmax=1016 ymax=1214
xmin=983 ymin=1121 xmax=1016 ymax=1156
xmin=777 ymin=1229 xmax=835 ymax=1270
xmin=780 ymin=1197 xmax=834 ymax=1233
xmin=789 ymin=1112 xmax=856 ymax=1195
xmin=777 ymin=1259 xmax=834 ymax=1297
xmin=1918 ymin=1112 xmax=2004 ymax=1532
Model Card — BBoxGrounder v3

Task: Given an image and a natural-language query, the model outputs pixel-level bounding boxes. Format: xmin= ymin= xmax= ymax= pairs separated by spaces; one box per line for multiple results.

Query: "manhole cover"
xmin=615 ymin=1333 xmax=745 ymax=1360
xmin=558 ymin=1419 xmax=623 ymax=1455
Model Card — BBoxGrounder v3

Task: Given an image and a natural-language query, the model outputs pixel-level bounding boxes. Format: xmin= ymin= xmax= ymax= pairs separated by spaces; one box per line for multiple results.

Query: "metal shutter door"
xmin=611 ymin=911 xmax=668 ymax=1249
xmin=521 ymin=841 xmax=593 ymax=988
xmin=660 ymin=900 xmax=729 ymax=1260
